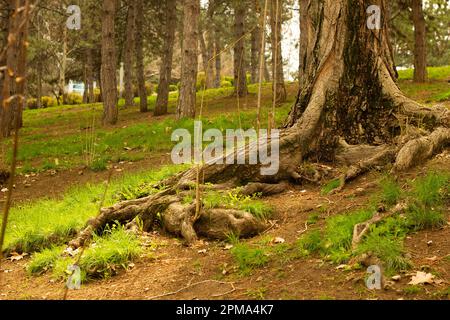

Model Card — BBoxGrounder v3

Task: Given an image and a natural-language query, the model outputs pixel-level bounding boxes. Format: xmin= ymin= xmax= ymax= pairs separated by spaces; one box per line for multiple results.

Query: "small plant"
xmin=90 ymin=157 xmax=109 ymax=172
xmin=246 ymin=287 xmax=267 ymax=300
xmin=321 ymin=179 xmax=341 ymax=195
xmin=410 ymin=172 xmax=448 ymax=207
xmin=307 ymin=213 xmax=321 ymax=225
xmin=230 ymin=243 xmax=269 ymax=275
xmin=403 ymin=285 xmax=424 ymax=295
xmin=296 ymin=230 xmax=322 ymax=256
xmin=27 ymin=246 xmax=63 ymax=275
xmin=407 ymin=205 xmax=445 ymax=230
xmin=380 ymin=176 xmax=402 ymax=206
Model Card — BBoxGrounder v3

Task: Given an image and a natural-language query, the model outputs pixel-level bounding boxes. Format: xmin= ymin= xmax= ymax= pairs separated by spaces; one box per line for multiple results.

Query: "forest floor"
xmin=0 ymin=67 xmax=449 ymax=300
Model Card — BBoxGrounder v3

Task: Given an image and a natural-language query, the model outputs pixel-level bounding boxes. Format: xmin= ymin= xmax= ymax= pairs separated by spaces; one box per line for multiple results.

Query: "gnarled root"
xmin=392 ymin=127 xmax=450 ymax=173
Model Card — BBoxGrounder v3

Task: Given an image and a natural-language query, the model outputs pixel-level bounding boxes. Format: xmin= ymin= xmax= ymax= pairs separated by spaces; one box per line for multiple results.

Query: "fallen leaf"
xmin=408 ymin=271 xmax=435 ymax=285
xmin=197 ymin=249 xmax=207 ymax=254
xmin=425 ymin=256 xmax=438 ymax=262
xmin=391 ymin=275 xmax=401 ymax=281
xmin=224 ymin=244 xmax=233 ymax=250
xmin=336 ymin=264 xmax=348 ymax=270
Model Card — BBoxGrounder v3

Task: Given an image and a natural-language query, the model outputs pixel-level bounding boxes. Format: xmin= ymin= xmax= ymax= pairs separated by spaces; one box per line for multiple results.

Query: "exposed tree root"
xmin=392 ymin=127 xmax=450 ymax=173
xmin=352 ymin=202 xmax=407 ymax=250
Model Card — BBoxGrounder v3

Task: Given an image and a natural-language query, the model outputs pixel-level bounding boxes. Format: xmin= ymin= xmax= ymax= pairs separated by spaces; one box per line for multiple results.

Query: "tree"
xmin=177 ymin=0 xmax=200 ymax=119
xmin=155 ymin=0 xmax=178 ymax=116
xmin=123 ymin=0 xmax=136 ymax=108
xmin=411 ymin=0 xmax=427 ymax=82
xmin=135 ymin=0 xmax=148 ymax=113
xmin=69 ymin=0 xmax=449 ymax=248
xmin=101 ymin=0 xmax=118 ymax=125
xmin=199 ymin=2 xmax=216 ymax=90
xmin=232 ymin=0 xmax=248 ymax=97
xmin=0 ymin=0 xmax=29 ymax=138
xmin=270 ymin=0 xmax=286 ymax=103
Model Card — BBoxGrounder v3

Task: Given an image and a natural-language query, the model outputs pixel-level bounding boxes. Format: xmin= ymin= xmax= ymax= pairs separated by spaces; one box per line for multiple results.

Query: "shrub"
xmin=27 ymin=98 xmax=38 ymax=109
xmin=41 ymin=96 xmax=57 ymax=108
xmin=220 ymin=80 xmax=233 ymax=88
xmin=66 ymin=93 xmax=83 ymax=105
xmin=169 ymin=84 xmax=178 ymax=92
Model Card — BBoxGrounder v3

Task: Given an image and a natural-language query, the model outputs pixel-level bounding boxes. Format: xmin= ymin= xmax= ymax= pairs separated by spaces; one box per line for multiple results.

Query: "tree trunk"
xmin=123 ymin=0 xmax=136 ymax=108
xmin=0 ymin=0 xmax=28 ymax=138
xmin=101 ymin=0 xmax=118 ymax=125
xmin=233 ymin=0 xmax=248 ymax=97
xmin=59 ymin=28 xmax=68 ymax=105
xmin=270 ymin=0 xmax=286 ymax=104
xmin=199 ymin=28 xmax=215 ymax=90
xmin=155 ymin=0 xmax=177 ymax=116
xmin=411 ymin=0 xmax=427 ymax=83
xmin=86 ymin=48 xmax=95 ymax=103
xmin=214 ymin=26 xmax=222 ymax=88
xmin=250 ymin=26 xmax=261 ymax=84
xmin=177 ymin=0 xmax=200 ymax=119
xmin=135 ymin=0 xmax=148 ymax=113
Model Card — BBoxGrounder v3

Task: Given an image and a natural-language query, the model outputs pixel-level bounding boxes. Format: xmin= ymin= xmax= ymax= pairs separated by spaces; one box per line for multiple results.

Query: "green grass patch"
xmin=398 ymin=66 xmax=450 ymax=81
xmin=321 ymin=179 xmax=341 ymax=195
xmin=230 ymin=243 xmax=270 ymax=275
xmin=202 ymin=189 xmax=273 ymax=220
xmin=1 ymin=164 xmax=187 ymax=254
xmin=380 ymin=176 xmax=402 ymax=206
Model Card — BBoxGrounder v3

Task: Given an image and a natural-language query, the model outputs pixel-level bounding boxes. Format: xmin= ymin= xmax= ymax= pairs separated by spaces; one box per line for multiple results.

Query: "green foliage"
xmin=26 ymin=246 xmax=64 ymax=275
xmin=202 ymin=189 xmax=273 ymax=219
xmin=321 ymin=179 xmax=341 ymax=195
xmin=406 ymin=172 xmax=448 ymax=230
xmin=380 ymin=177 xmax=402 ymax=206
xmin=403 ymin=285 xmax=424 ymax=295
xmin=78 ymin=226 xmax=142 ymax=280
xmin=296 ymin=230 xmax=322 ymax=256
xmin=66 ymin=93 xmax=83 ymax=105
xmin=220 ymin=80 xmax=233 ymax=88
xmin=230 ymin=243 xmax=269 ymax=275
xmin=0 ymin=165 xmax=186 ymax=253
xmin=89 ymin=157 xmax=109 ymax=172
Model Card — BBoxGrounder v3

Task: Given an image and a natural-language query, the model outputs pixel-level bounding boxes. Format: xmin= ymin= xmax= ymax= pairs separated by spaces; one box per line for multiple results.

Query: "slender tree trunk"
xmin=37 ymin=62 xmax=43 ymax=108
xmin=123 ymin=0 xmax=136 ymax=107
xmin=214 ymin=26 xmax=221 ymax=88
xmin=270 ymin=0 xmax=286 ymax=104
xmin=250 ymin=26 xmax=261 ymax=84
xmin=101 ymin=0 xmax=118 ymax=125
xmin=411 ymin=0 xmax=427 ymax=83
xmin=135 ymin=0 xmax=148 ymax=113
xmin=155 ymin=0 xmax=177 ymax=116
xmin=86 ymin=48 xmax=95 ymax=103
xmin=199 ymin=28 xmax=215 ymax=90
xmin=233 ymin=0 xmax=248 ymax=97
xmin=263 ymin=55 xmax=270 ymax=82
xmin=177 ymin=0 xmax=200 ymax=119
xmin=59 ymin=27 xmax=68 ymax=105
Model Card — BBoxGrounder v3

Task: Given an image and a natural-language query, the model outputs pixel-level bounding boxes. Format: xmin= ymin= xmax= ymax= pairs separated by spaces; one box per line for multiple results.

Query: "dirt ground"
xmin=0 ymin=152 xmax=448 ymax=301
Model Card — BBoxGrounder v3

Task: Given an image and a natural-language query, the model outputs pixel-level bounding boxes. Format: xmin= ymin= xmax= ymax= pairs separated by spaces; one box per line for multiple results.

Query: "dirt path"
xmin=1 ymin=156 xmax=449 ymax=300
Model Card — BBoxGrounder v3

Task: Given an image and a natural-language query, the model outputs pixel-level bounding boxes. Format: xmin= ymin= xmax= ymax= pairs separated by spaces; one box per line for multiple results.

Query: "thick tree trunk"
xmin=270 ymin=0 xmax=286 ymax=104
xmin=155 ymin=0 xmax=177 ymax=116
xmin=135 ymin=0 xmax=148 ymax=113
xmin=101 ymin=0 xmax=118 ymax=125
xmin=233 ymin=0 xmax=248 ymax=97
xmin=177 ymin=0 xmax=200 ymax=119
xmin=123 ymin=0 xmax=136 ymax=108
xmin=411 ymin=0 xmax=427 ymax=83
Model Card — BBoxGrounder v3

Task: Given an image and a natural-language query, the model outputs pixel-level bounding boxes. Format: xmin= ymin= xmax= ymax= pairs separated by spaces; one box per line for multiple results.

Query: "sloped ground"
xmin=1 ymin=154 xmax=448 ymax=300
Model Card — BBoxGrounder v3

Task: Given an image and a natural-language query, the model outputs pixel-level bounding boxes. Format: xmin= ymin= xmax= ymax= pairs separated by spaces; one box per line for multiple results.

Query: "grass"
xmin=202 ymin=189 xmax=273 ymax=220
xmin=1 ymin=164 xmax=187 ymax=254
xmin=27 ymin=226 xmax=142 ymax=283
xmin=295 ymin=170 xmax=449 ymax=273
xmin=397 ymin=66 xmax=450 ymax=81
xmin=230 ymin=243 xmax=270 ymax=275
xmin=1 ymin=83 xmax=293 ymax=173
xmin=379 ymin=176 xmax=402 ymax=206
xmin=321 ymin=179 xmax=341 ymax=195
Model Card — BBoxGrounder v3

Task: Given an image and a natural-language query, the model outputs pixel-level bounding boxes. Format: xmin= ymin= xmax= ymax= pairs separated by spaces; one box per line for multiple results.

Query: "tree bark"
xmin=177 ymin=0 xmax=200 ymax=119
xmin=214 ymin=25 xmax=222 ymax=88
xmin=270 ymin=0 xmax=286 ymax=104
xmin=155 ymin=0 xmax=177 ymax=116
xmin=135 ymin=0 xmax=148 ymax=113
xmin=101 ymin=0 xmax=118 ymax=125
xmin=0 ymin=0 xmax=28 ymax=138
xmin=250 ymin=26 xmax=261 ymax=84
xmin=233 ymin=0 xmax=248 ymax=97
xmin=86 ymin=48 xmax=95 ymax=103
xmin=411 ymin=0 xmax=427 ymax=83
xmin=123 ymin=0 xmax=136 ymax=108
